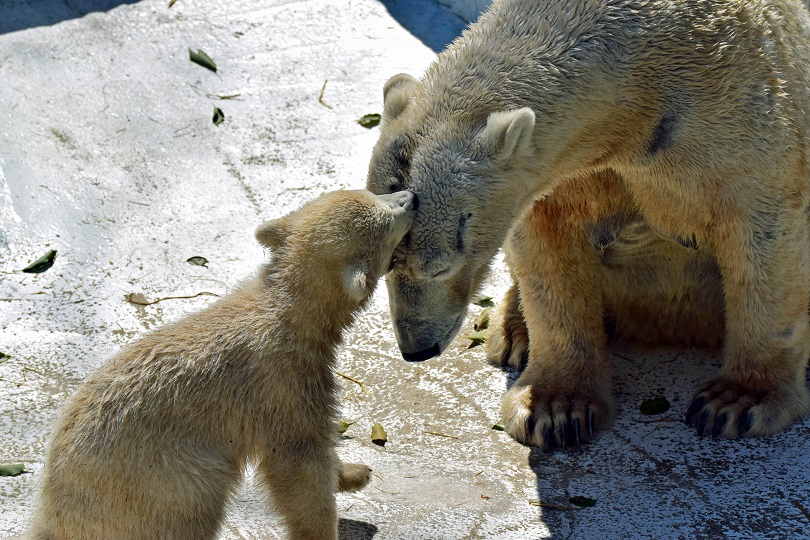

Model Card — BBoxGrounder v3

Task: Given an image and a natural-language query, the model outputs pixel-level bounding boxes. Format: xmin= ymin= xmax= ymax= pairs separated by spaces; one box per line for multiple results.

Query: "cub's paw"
xmin=501 ymin=376 xmax=615 ymax=452
xmin=486 ymin=284 xmax=529 ymax=370
xmin=337 ymin=463 xmax=372 ymax=492
xmin=685 ymin=376 xmax=810 ymax=439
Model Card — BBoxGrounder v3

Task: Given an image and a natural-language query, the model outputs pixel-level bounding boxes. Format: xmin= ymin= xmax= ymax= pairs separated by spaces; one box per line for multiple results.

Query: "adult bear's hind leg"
xmin=686 ymin=177 xmax=810 ymax=439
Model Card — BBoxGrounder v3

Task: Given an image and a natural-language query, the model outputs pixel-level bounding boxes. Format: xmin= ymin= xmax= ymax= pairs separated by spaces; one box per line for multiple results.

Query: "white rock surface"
xmin=0 ymin=1 xmax=808 ymax=539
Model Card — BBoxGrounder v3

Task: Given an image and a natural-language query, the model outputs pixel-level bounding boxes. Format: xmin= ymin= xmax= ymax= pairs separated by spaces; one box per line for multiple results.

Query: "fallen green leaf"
xmin=168 ymin=0 xmax=178 ymax=6
xmin=22 ymin=249 xmax=57 ymax=274
xmin=0 ymin=352 xmax=10 ymax=360
xmin=491 ymin=423 xmax=505 ymax=431
xmin=474 ymin=307 xmax=492 ymax=332
xmin=212 ymin=107 xmax=225 ymax=126
xmin=357 ymin=113 xmax=381 ymax=129
xmin=189 ymin=48 xmax=217 ymax=72
xmin=371 ymin=422 xmax=388 ymax=447
xmin=466 ymin=330 xmax=487 ymax=349
xmin=474 ymin=294 xmax=494 ymax=308
xmin=0 ymin=463 xmax=25 ymax=477
xmin=338 ymin=420 xmax=353 ymax=435
xmin=568 ymin=495 xmax=597 ymax=508
xmin=640 ymin=396 xmax=670 ymax=415
xmin=186 ymin=256 xmax=209 ymax=267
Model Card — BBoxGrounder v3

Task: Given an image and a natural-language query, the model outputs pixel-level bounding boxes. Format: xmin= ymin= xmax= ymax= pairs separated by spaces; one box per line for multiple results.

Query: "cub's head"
xmin=366 ymin=73 xmax=536 ymax=361
xmin=255 ymin=189 xmax=416 ymax=304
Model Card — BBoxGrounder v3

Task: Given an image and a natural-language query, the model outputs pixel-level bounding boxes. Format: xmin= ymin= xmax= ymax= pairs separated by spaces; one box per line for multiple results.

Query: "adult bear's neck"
xmin=421 ymin=0 xmax=646 ymax=182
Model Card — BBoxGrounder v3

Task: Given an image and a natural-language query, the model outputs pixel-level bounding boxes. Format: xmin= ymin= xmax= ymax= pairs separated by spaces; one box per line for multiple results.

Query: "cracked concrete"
xmin=1 ymin=1 xmax=808 ymax=538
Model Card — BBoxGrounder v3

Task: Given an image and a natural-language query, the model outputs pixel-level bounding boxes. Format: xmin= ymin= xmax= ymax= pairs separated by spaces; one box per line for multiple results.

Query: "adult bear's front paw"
xmin=500 ymin=373 xmax=615 ymax=452
xmin=685 ymin=375 xmax=810 ymax=439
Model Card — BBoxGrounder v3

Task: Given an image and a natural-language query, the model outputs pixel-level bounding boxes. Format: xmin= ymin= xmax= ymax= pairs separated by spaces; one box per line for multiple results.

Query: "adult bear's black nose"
xmin=401 ymin=343 xmax=440 ymax=362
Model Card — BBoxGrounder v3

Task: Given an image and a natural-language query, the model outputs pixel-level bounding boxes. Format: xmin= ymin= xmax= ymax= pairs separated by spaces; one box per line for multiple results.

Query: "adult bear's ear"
xmin=382 ymin=73 xmax=418 ymax=122
xmin=475 ymin=108 xmax=535 ymax=162
xmin=255 ymin=218 xmax=288 ymax=249
xmin=342 ymin=264 xmax=369 ymax=302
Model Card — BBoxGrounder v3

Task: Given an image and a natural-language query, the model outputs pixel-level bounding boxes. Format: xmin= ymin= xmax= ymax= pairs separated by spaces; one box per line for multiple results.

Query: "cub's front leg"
xmin=259 ymin=442 xmax=370 ymax=540
xmin=686 ymin=193 xmax=810 ymax=438
xmin=498 ymin=201 xmax=615 ymax=451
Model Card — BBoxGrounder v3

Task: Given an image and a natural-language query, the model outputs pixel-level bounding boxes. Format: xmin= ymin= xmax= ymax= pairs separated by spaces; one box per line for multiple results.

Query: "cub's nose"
xmin=378 ymin=190 xmax=417 ymax=213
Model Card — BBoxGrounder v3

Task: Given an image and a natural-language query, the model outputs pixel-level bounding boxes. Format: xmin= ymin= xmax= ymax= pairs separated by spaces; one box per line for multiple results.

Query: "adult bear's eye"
xmin=456 ymin=212 xmax=472 ymax=253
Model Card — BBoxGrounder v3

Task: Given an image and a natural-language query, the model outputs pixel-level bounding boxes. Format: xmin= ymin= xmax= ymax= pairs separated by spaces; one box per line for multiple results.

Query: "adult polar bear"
xmin=367 ymin=0 xmax=810 ymax=450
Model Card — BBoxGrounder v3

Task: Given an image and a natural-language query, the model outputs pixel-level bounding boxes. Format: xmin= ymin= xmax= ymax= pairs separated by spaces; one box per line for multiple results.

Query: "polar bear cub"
xmin=30 ymin=189 xmax=416 ymax=540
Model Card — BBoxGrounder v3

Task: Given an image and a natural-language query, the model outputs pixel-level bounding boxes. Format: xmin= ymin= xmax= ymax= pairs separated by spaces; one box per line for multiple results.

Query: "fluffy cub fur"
xmin=30 ymin=189 xmax=416 ymax=540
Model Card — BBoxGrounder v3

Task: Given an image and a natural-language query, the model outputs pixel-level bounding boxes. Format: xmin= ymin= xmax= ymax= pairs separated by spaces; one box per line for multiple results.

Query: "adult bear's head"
xmin=366 ymin=73 xmax=537 ymax=362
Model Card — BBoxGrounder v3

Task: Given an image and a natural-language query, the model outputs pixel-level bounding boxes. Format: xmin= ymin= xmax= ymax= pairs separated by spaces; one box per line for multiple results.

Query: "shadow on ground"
xmin=379 ymin=0 xmax=467 ymax=52
xmin=0 ymin=0 xmax=140 ymax=35
xmin=522 ymin=349 xmax=810 ymax=539
xmin=338 ymin=518 xmax=378 ymax=539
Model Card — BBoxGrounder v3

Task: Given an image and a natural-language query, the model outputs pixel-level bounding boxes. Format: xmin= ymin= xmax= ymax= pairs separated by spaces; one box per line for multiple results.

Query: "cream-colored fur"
xmin=29 ymin=189 xmax=416 ymax=539
xmin=367 ymin=0 xmax=810 ymax=450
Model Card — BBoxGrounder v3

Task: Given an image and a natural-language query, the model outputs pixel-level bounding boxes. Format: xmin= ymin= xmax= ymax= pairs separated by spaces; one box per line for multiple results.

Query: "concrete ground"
xmin=1 ymin=1 xmax=808 ymax=538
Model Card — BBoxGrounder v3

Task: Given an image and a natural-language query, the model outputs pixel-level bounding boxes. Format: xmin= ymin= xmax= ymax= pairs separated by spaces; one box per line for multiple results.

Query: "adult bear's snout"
xmin=401 ymin=343 xmax=440 ymax=362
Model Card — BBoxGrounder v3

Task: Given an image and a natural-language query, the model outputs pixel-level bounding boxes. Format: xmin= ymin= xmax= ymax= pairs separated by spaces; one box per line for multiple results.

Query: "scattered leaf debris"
xmin=318 ymin=80 xmax=332 ymax=109
xmin=491 ymin=423 xmax=506 ymax=431
xmin=632 ymin=416 xmax=680 ymax=424
xmin=207 ymin=93 xmax=242 ymax=100
xmin=474 ymin=294 xmax=494 ymax=308
xmin=473 ymin=307 xmax=491 ymax=331
xmin=792 ymin=500 xmax=810 ymax=523
xmin=334 ymin=370 xmax=371 ymax=396
xmin=125 ymin=292 xmax=149 ymax=305
xmin=528 ymin=499 xmax=582 ymax=511
xmin=212 ymin=107 xmax=225 ymax=126
xmin=639 ymin=396 xmax=671 ymax=415
xmin=189 ymin=48 xmax=217 ymax=72
xmin=22 ymin=249 xmax=57 ymax=274
xmin=357 ymin=113 xmax=381 ymax=129
xmin=0 ymin=463 xmax=26 ymax=477
xmin=424 ymin=430 xmax=459 ymax=440
xmin=338 ymin=420 xmax=353 ymax=435
xmin=371 ymin=422 xmax=388 ymax=447
xmin=186 ymin=256 xmax=209 ymax=267
xmin=465 ymin=330 xmax=487 ymax=349
xmin=568 ymin=495 xmax=597 ymax=507
xmin=125 ymin=291 xmax=220 ymax=306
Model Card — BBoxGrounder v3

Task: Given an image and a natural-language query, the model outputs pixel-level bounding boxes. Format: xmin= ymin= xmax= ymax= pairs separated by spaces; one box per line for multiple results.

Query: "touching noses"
xmin=378 ymin=190 xmax=419 ymax=213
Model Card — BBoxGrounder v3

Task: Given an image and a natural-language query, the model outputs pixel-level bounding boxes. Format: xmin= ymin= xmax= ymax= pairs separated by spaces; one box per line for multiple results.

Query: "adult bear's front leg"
xmin=499 ymin=199 xmax=616 ymax=451
xmin=686 ymin=192 xmax=810 ymax=438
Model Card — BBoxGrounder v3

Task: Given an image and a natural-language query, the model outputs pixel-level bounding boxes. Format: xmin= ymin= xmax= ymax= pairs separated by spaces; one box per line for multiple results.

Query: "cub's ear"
xmin=255 ymin=218 xmax=287 ymax=249
xmin=382 ymin=73 xmax=418 ymax=123
xmin=475 ymin=108 xmax=535 ymax=162
xmin=342 ymin=264 xmax=369 ymax=302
